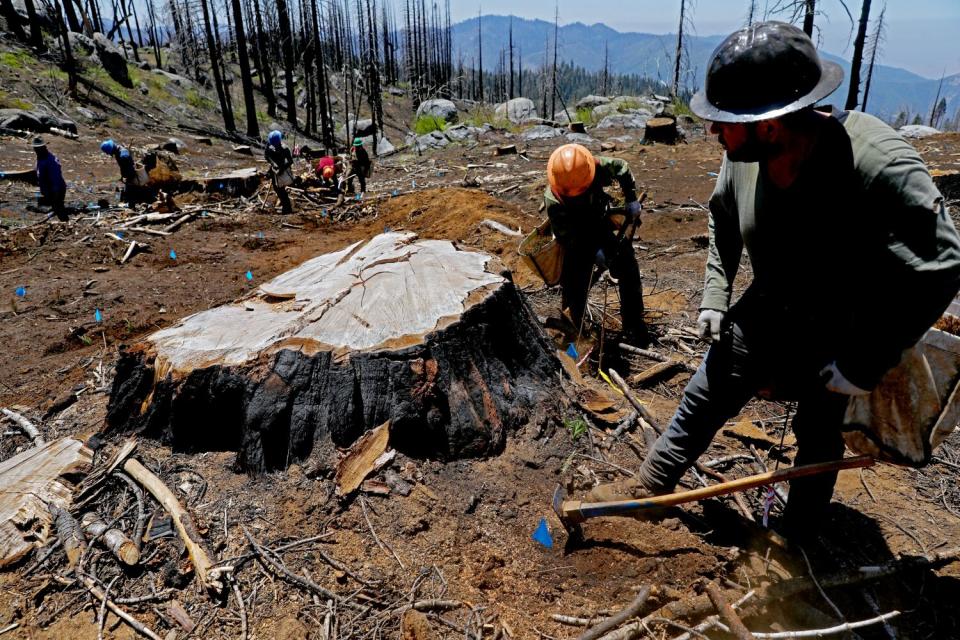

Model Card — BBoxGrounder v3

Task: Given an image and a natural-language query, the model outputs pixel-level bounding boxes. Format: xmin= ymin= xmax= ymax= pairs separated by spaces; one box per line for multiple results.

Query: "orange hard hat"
xmin=322 ymin=165 xmax=334 ymax=179
xmin=547 ymin=143 xmax=596 ymax=198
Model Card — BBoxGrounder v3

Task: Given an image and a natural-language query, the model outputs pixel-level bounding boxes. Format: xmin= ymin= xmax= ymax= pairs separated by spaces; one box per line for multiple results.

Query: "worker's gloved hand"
xmin=819 ymin=362 xmax=871 ymax=396
xmin=594 ymin=248 xmax=607 ymax=270
xmin=697 ymin=309 xmax=724 ymax=342
xmin=625 ymin=200 xmax=643 ymax=224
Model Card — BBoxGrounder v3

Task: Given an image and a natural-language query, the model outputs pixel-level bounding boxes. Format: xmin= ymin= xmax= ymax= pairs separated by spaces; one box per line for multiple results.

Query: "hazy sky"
xmin=448 ymin=1 xmax=960 ymax=79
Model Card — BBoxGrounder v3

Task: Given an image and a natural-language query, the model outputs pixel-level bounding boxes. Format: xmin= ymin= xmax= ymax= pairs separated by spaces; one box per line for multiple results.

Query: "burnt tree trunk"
xmin=106 ymin=234 xmax=560 ymax=473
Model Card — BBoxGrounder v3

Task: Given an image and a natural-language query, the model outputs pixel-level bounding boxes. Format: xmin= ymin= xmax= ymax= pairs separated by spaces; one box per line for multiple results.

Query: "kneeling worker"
xmin=100 ymin=139 xmax=148 ymax=203
xmin=544 ymin=143 xmax=648 ymax=345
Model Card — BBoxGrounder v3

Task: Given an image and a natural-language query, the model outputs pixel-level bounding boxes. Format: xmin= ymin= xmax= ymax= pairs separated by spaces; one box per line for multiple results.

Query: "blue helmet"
xmin=100 ymin=139 xmax=117 ymax=155
xmin=267 ymin=130 xmax=282 ymax=146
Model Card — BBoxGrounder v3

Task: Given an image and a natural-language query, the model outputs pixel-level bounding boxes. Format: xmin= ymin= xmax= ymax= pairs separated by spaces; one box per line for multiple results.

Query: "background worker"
xmin=33 ymin=137 xmax=67 ymax=222
xmin=264 ymin=130 xmax=294 ymax=214
xmin=100 ymin=138 xmax=146 ymax=203
xmin=588 ymin=22 xmax=960 ymax=539
xmin=315 ymin=154 xmax=341 ymax=191
xmin=347 ymin=137 xmax=371 ymax=195
xmin=544 ymin=143 xmax=648 ymax=346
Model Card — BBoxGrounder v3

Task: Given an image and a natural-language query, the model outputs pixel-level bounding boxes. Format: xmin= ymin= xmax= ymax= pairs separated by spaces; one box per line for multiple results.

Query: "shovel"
xmin=553 ymin=455 xmax=874 ymax=539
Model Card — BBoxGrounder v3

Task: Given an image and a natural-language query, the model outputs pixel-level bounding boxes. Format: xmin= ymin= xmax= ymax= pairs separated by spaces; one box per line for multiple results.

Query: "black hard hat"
xmin=690 ymin=21 xmax=843 ymax=123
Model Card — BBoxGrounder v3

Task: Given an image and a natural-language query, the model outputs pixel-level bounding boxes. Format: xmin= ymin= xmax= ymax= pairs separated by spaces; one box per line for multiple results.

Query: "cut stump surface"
xmin=106 ymin=232 xmax=559 ymax=472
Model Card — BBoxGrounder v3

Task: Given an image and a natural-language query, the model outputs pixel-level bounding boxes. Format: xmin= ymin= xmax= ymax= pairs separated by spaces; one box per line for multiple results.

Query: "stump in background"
xmin=106 ymin=233 xmax=560 ymax=473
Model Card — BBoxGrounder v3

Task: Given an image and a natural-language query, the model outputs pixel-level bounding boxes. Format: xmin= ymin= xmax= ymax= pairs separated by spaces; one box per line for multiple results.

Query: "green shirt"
xmin=544 ymin=156 xmax=637 ymax=250
xmin=704 ymin=109 xmax=960 ymax=388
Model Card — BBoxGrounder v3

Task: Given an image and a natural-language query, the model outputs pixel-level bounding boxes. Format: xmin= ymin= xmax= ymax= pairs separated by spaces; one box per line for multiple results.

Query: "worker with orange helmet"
xmin=315 ymin=155 xmax=341 ymax=190
xmin=544 ymin=143 xmax=648 ymax=345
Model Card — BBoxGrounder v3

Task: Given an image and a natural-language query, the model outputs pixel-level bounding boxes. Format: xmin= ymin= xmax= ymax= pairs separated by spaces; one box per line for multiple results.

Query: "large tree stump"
xmin=106 ymin=233 xmax=560 ymax=473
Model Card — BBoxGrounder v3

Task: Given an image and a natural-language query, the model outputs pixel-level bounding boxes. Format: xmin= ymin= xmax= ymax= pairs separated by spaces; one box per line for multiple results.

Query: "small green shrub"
xmin=0 ymin=51 xmax=34 ymax=69
xmin=186 ymin=88 xmax=214 ymax=109
xmin=413 ymin=115 xmax=447 ymax=135
xmin=564 ymin=417 xmax=588 ymax=441
xmin=671 ymin=97 xmax=695 ymax=118
xmin=575 ymin=106 xmax=594 ymax=124
xmin=0 ymin=90 xmax=33 ymax=110
xmin=616 ymin=98 xmax=641 ymax=112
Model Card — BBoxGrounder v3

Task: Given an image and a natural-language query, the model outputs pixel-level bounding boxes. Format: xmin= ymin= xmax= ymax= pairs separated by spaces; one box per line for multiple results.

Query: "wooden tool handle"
xmin=565 ymin=455 xmax=874 ymax=522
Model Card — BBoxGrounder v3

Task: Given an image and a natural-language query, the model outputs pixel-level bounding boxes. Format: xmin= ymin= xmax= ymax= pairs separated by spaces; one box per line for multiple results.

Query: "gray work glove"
xmin=594 ymin=248 xmax=607 ymax=270
xmin=819 ymin=361 xmax=870 ymax=396
xmin=625 ymin=200 xmax=643 ymax=224
xmin=697 ymin=309 xmax=724 ymax=342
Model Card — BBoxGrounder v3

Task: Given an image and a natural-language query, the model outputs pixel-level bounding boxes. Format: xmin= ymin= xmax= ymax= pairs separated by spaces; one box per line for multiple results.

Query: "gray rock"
xmin=413 ymin=130 xmax=449 ymax=151
xmin=92 ymin=32 xmax=132 ymax=88
xmin=552 ymin=110 xmax=573 ymax=124
xmin=0 ymin=108 xmax=77 ymax=134
xmin=521 ymin=125 xmax=563 ymax=141
xmin=75 ymin=106 xmax=102 ymax=122
xmin=576 ymin=95 xmax=610 ymax=109
xmin=564 ymin=132 xmax=596 ymax=145
xmin=67 ymin=32 xmax=96 ymax=56
xmin=387 ymin=86 xmax=406 ymax=96
xmin=352 ymin=133 xmax=394 ymax=156
xmin=597 ymin=113 xmax=652 ymax=130
xmin=138 ymin=61 xmax=151 ymax=70
xmin=444 ymin=124 xmax=482 ymax=141
xmin=151 ymin=68 xmax=193 ymax=88
xmin=608 ymin=135 xmax=634 ymax=143
xmin=164 ymin=137 xmax=187 ymax=153
xmin=417 ymin=99 xmax=458 ymax=123
xmin=495 ymin=97 xmax=537 ymax=124
xmin=139 ymin=83 xmax=149 ymax=95
xmin=591 ymin=103 xmax=620 ymax=119
xmin=349 ymin=118 xmax=376 ymax=138
xmin=899 ymin=124 xmax=940 ymax=139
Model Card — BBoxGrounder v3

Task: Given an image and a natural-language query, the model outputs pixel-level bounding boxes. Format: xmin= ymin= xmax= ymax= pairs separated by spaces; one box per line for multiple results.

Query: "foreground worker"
xmin=33 ymin=137 xmax=67 ymax=222
xmin=589 ymin=22 xmax=960 ymax=538
xmin=347 ymin=137 xmax=371 ymax=195
xmin=544 ymin=143 xmax=648 ymax=345
xmin=264 ymin=130 xmax=294 ymax=214
xmin=100 ymin=139 xmax=146 ymax=203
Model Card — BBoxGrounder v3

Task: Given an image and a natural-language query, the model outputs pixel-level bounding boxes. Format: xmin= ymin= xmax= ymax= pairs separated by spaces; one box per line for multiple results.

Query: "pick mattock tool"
xmin=553 ymin=455 xmax=874 ymax=537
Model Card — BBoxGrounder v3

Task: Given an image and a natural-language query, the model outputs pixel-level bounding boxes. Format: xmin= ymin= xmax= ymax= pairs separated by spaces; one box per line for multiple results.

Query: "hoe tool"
xmin=553 ymin=455 xmax=874 ymax=539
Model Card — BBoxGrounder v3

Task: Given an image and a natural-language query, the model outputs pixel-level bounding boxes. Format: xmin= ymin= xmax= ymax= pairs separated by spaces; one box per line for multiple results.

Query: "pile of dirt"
xmin=375 ymin=187 xmax=542 ymax=286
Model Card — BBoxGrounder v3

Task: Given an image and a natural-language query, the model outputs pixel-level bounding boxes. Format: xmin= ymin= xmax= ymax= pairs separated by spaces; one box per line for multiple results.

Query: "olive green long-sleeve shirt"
xmin=544 ymin=156 xmax=637 ymax=251
xmin=703 ymin=109 xmax=960 ymax=389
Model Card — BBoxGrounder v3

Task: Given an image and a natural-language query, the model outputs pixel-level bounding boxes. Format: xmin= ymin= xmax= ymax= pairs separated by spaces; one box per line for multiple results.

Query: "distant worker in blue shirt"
xmin=100 ymin=138 xmax=148 ymax=203
xmin=33 ymin=137 xmax=67 ymax=222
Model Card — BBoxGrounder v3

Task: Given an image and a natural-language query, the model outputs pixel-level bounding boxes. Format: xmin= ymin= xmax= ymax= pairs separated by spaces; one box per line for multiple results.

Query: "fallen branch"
xmin=750 ymin=611 xmax=900 ymax=638
xmin=53 ymin=575 xmax=162 ymax=640
xmin=481 ymin=219 xmax=522 ymax=237
xmin=50 ymin=505 xmax=86 ymax=568
xmin=1 ymin=408 xmax=44 ymax=446
xmin=122 ymin=458 xmax=223 ymax=596
xmin=705 ymin=582 xmax=754 ymax=640
xmin=80 ymin=511 xmax=140 ymax=565
xmin=577 ymin=586 xmax=652 ymax=640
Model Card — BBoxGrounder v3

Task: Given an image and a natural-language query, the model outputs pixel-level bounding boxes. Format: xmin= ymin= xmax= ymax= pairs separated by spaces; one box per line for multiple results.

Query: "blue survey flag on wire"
xmin=94 ymin=308 xmax=102 ymax=322
xmin=566 ymin=343 xmax=579 ymax=359
xmin=169 ymin=249 xmax=177 ymax=260
xmin=15 ymin=286 xmax=26 ymax=298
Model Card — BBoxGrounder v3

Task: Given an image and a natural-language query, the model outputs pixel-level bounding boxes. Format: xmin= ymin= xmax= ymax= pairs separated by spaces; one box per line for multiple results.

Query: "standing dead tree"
xmin=845 ymin=0 xmax=873 ymax=110
xmin=861 ymin=2 xmax=885 ymax=113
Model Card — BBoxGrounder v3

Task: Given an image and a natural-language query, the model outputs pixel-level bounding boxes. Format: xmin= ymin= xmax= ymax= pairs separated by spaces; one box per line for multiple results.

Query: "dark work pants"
xmin=636 ymin=287 xmax=848 ymax=530
xmin=560 ymin=237 xmax=646 ymax=335
xmin=272 ymin=179 xmax=293 ymax=214
xmin=347 ymin=167 xmax=368 ymax=193
xmin=45 ymin=190 xmax=67 ymax=221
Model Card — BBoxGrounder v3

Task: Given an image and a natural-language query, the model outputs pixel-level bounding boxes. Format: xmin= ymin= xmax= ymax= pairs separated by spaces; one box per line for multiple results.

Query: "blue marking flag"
xmin=15 ymin=286 xmax=26 ymax=298
xmin=257 ymin=231 xmax=265 ymax=239
xmin=245 ymin=270 xmax=253 ymax=281
xmin=355 ymin=193 xmax=362 ymax=201
xmin=321 ymin=209 xmax=329 ymax=218
xmin=384 ymin=226 xmax=392 ymax=233
xmin=411 ymin=179 xmax=417 ymax=189
xmin=116 ymin=231 xmax=124 ymax=239
xmin=392 ymin=189 xmax=399 ymax=197
xmin=531 ymin=517 xmax=553 ymax=549
xmin=169 ymin=249 xmax=177 ymax=260
xmin=566 ymin=343 xmax=579 ymax=359
xmin=94 ymin=308 xmax=102 ymax=323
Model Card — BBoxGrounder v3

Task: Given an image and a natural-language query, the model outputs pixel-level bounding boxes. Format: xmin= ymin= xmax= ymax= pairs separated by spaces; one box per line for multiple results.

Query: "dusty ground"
xmin=3 ymin=78 xmax=960 ymax=639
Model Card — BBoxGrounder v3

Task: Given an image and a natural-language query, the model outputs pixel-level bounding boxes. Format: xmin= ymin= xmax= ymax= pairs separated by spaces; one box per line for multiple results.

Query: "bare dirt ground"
xmin=3 ymin=102 xmax=960 ymax=639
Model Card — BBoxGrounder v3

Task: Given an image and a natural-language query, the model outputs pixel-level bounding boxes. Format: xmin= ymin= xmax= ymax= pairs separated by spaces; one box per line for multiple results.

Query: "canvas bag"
xmin=843 ymin=325 xmax=960 ymax=466
xmin=518 ymin=218 xmax=565 ymax=286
